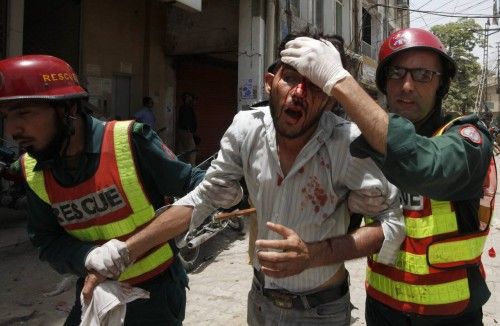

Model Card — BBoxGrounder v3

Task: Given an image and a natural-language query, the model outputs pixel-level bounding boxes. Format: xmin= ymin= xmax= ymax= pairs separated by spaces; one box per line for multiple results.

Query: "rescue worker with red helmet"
xmin=0 ymin=54 xmax=241 ymax=325
xmin=280 ymin=28 xmax=495 ymax=325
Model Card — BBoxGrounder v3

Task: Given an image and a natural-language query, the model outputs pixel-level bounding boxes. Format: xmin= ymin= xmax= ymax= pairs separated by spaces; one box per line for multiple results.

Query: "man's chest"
xmin=244 ymin=147 xmax=348 ymax=220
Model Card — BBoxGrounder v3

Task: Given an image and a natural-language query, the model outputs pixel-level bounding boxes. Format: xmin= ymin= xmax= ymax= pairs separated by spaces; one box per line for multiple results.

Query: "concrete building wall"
xmin=81 ymin=0 xmax=146 ymax=120
xmin=238 ymin=0 xmax=266 ymax=110
xmin=145 ymin=0 xmax=173 ymax=144
xmin=164 ymin=0 xmax=238 ymax=56
xmin=5 ymin=0 xmax=23 ymax=57
xmin=80 ymin=0 xmax=174 ymax=147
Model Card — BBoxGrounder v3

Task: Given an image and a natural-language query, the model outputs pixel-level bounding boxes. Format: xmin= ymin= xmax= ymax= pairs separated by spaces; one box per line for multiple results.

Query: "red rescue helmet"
xmin=0 ymin=54 xmax=87 ymax=104
xmin=376 ymin=28 xmax=457 ymax=95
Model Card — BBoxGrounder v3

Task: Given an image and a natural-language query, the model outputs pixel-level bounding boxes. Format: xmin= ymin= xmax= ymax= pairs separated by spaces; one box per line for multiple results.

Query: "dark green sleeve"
xmin=25 ymin=186 xmax=94 ymax=277
xmin=130 ymin=122 xmax=205 ymax=208
xmin=351 ymin=114 xmax=492 ymax=200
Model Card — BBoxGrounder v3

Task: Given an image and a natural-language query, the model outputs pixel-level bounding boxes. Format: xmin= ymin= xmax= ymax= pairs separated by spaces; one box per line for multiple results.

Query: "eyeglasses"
xmin=386 ymin=66 xmax=442 ymax=83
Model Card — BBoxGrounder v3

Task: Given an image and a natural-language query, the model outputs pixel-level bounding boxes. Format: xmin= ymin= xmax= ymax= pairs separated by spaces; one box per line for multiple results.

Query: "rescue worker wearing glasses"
xmin=281 ymin=28 xmax=496 ymax=325
xmin=0 ymin=55 xmax=240 ymax=325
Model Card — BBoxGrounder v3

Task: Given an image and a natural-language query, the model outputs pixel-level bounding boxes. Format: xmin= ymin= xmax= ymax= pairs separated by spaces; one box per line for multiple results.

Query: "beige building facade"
xmin=1 ymin=0 xmax=408 ymax=162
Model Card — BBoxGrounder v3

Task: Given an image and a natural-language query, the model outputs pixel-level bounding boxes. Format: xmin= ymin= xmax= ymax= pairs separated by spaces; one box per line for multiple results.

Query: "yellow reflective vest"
xmin=366 ymin=119 xmax=496 ymax=315
xmin=21 ymin=120 xmax=174 ymax=284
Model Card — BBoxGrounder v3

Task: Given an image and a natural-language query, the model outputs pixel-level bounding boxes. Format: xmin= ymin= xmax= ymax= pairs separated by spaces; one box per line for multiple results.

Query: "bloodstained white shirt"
xmin=175 ymin=106 xmax=404 ymax=292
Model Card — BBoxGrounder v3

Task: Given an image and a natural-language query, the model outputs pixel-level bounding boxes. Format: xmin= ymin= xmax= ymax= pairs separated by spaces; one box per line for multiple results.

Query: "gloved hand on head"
xmin=280 ymin=37 xmax=351 ymax=95
xmin=348 ymin=188 xmax=389 ymax=216
xmin=199 ymin=177 xmax=243 ymax=209
xmin=84 ymin=239 xmax=130 ymax=279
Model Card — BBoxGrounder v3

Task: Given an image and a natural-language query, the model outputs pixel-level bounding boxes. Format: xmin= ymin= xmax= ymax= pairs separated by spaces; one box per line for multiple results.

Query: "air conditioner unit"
xmin=396 ymin=0 xmax=409 ymax=8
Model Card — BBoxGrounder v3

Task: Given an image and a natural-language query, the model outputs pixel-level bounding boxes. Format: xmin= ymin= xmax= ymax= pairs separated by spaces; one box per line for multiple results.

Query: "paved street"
xmin=0 ymin=182 xmax=499 ymax=325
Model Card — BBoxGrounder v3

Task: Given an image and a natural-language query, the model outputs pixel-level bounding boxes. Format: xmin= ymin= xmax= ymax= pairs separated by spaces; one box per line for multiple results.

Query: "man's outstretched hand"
xmin=255 ymin=222 xmax=311 ymax=278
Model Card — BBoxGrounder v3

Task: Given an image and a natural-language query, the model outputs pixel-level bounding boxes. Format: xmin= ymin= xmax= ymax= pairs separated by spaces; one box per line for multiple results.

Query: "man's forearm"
xmin=309 ymin=221 xmax=384 ymax=268
xmin=126 ymin=205 xmax=193 ymax=262
xmin=331 ymin=76 xmax=389 ymax=155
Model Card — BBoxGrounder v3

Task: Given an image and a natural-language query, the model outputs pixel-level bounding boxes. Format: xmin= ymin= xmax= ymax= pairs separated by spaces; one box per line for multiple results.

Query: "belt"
xmin=253 ymin=268 xmax=349 ymax=310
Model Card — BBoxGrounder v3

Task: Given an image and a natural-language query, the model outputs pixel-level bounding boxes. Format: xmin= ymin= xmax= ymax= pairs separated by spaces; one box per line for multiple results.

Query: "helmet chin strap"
xmin=59 ymin=104 xmax=78 ymax=158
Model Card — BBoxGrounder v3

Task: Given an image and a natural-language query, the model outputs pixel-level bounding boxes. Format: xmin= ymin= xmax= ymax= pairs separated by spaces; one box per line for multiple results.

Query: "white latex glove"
xmin=84 ymin=239 xmax=130 ymax=279
xmin=348 ymin=188 xmax=389 ymax=216
xmin=199 ymin=177 xmax=243 ymax=209
xmin=280 ymin=37 xmax=351 ymax=95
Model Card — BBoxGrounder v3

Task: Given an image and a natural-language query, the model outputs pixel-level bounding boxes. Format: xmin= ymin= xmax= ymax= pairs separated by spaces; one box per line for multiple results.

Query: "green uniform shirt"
xmin=16 ymin=114 xmax=204 ymax=277
xmin=351 ymin=113 xmax=493 ymax=312
xmin=351 ymin=113 xmax=492 ymax=200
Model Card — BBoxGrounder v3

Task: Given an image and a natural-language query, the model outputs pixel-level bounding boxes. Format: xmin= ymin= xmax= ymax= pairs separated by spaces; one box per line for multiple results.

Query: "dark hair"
xmin=267 ymin=32 xmax=348 ymax=73
xmin=142 ymin=96 xmax=153 ymax=105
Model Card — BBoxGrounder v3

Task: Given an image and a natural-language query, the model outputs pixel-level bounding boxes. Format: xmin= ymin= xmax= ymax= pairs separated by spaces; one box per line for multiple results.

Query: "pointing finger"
xmin=265 ymin=222 xmax=295 ymax=238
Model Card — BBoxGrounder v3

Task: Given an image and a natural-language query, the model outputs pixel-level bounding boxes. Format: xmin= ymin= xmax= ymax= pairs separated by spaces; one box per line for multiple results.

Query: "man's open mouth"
xmin=398 ymin=98 xmax=415 ymax=104
xmin=284 ymin=108 xmax=304 ymax=124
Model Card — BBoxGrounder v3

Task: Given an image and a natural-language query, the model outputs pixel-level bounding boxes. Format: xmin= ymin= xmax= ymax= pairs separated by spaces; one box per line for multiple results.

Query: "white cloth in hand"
xmin=348 ymin=188 xmax=405 ymax=265
xmin=348 ymin=188 xmax=389 ymax=216
xmin=280 ymin=37 xmax=351 ymax=94
xmin=84 ymin=239 xmax=130 ymax=279
xmin=80 ymin=280 xmax=149 ymax=326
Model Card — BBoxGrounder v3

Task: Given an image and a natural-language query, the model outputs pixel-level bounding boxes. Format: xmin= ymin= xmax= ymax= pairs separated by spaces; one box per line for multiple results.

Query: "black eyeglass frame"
xmin=386 ymin=66 xmax=442 ymax=83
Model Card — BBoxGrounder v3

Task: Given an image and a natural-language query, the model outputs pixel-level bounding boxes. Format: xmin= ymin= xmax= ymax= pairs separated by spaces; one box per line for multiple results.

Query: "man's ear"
xmin=264 ymin=72 xmax=274 ymax=95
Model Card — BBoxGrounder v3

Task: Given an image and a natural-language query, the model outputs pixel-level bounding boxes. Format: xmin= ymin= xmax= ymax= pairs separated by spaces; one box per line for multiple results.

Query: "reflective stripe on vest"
xmin=372 ymin=232 xmax=487 ymax=275
xmin=119 ymin=242 xmax=173 ymax=281
xmin=405 ymin=200 xmax=457 ymax=239
xmin=367 ymin=267 xmax=469 ymax=305
xmin=427 ymin=233 xmax=487 ymax=266
xmin=365 ymin=117 xmax=495 ymax=315
xmin=22 ymin=154 xmax=49 ymax=204
xmin=22 ymin=120 xmax=173 ymax=284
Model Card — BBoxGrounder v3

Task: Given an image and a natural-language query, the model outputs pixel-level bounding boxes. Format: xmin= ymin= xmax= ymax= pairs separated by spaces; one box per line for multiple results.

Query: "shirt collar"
xmin=85 ymin=113 xmax=106 ymax=154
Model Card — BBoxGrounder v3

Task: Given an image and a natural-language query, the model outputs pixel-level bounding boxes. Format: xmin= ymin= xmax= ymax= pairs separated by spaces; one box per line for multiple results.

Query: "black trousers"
xmin=365 ymin=296 xmax=483 ymax=326
xmin=64 ymin=259 xmax=188 ymax=326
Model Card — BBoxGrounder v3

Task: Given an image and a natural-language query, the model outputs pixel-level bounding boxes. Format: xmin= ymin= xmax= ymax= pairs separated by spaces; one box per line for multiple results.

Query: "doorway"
xmin=175 ymin=56 xmax=238 ymax=163
xmin=113 ymin=75 xmax=131 ymax=120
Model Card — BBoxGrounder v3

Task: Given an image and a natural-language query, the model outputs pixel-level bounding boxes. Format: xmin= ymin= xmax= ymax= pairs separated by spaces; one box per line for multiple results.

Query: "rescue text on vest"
xmin=53 ymin=185 xmax=126 ymax=225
